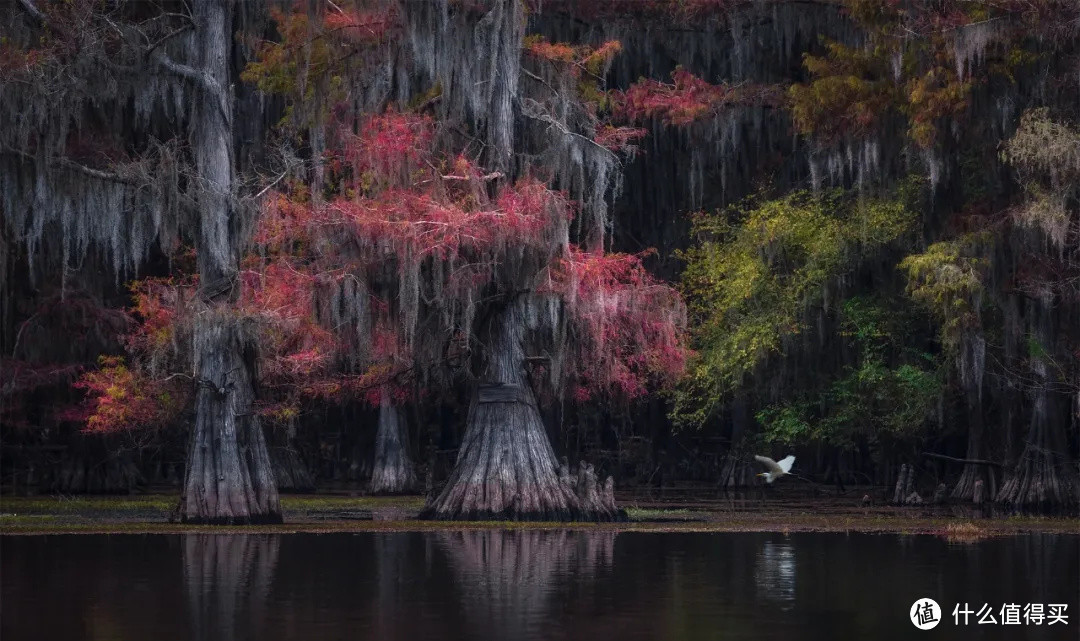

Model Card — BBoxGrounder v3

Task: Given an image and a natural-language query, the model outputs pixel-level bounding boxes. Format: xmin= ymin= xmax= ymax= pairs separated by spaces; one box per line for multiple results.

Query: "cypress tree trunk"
xmin=179 ymin=316 xmax=280 ymax=523
xmin=951 ymin=390 xmax=993 ymax=500
xmin=996 ymin=305 xmax=1079 ymax=514
xmin=996 ymin=385 xmax=1080 ymax=513
xmin=421 ymin=302 xmax=623 ymax=521
xmin=369 ymin=391 xmax=418 ymax=494
xmin=269 ymin=429 xmax=315 ymax=493
xmin=177 ymin=0 xmax=280 ymax=524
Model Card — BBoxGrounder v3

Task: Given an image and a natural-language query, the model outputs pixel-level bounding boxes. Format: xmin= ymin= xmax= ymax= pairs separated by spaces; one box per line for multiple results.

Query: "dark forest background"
xmin=1 ymin=0 xmax=1077 ymax=514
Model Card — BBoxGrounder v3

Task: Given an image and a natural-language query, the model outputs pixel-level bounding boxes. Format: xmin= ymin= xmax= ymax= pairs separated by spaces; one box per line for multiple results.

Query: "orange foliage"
xmin=70 ymin=356 xmax=186 ymax=434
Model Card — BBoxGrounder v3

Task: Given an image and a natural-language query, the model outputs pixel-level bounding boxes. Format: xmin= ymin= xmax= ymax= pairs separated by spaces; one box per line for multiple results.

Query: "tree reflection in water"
xmin=754 ymin=540 xmax=796 ymax=604
xmin=183 ymin=534 xmax=280 ymax=641
xmin=437 ymin=530 xmax=618 ymax=640
xmin=3 ymin=531 xmax=1075 ymax=641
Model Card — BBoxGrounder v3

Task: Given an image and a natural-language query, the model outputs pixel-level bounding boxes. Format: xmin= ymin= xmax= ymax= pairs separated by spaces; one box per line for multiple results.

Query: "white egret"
xmin=754 ymin=455 xmax=795 ymax=483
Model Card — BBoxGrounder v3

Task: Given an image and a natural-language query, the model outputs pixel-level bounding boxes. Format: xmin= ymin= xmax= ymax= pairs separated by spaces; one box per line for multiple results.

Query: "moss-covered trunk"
xmin=996 ymin=385 xmax=1080 ymax=513
xmin=178 ymin=317 xmax=280 ymax=523
xmin=177 ymin=0 xmax=279 ymax=524
xmin=951 ymin=390 xmax=995 ymax=500
xmin=422 ymin=302 xmax=622 ymax=521
xmin=369 ymin=391 xmax=418 ymax=495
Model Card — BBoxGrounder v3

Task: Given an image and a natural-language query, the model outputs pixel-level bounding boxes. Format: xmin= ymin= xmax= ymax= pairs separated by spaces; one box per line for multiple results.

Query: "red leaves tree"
xmin=247 ymin=1 xmax=691 ymax=513
xmin=26 ymin=0 xmax=690 ymax=517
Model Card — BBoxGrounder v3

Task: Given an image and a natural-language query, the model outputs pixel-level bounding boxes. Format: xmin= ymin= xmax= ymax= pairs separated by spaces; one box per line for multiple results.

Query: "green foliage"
xmin=787 ymin=1 xmax=1074 ymax=150
xmin=789 ymin=41 xmax=896 ymax=142
xmin=671 ymin=186 xmax=921 ymax=428
xmin=757 ymin=296 xmax=941 ymax=447
xmin=899 ymin=235 xmax=988 ymax=350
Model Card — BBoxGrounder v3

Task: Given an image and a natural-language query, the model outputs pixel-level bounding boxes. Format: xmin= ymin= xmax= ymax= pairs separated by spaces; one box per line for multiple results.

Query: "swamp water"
xmin=2 ymin=531 xmax=1076 ymax=640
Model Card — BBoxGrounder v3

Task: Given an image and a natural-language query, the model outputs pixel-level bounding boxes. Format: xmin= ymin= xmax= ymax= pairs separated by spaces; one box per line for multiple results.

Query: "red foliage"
xmin=523 ymin=37 xmax=622 ymax=73
xmin=124 ymin=277 xmax=190 ymax=354
xmin=322 ymin=4 xmax=398 ymax=44
xmin=524 ymin=38 xmax=578 ymax=63
xmin=547 ymin=248 xmax=687 ymax=401
xmin=67 ymin=356 xmax=185 ymax=434
xmin=254 ymin=192 xmax=314 ymax=252
xmin=313 ymin=173 xmax=568 ymax=265
xmin=343 ymin=111 xmax=435 ymax=188
xmin=593 ymin=125 xmax=648 ymax=154
xmin=0 ymin=359 xmax=83 ymax=396
xmin=241 ymin=260 xmax=338 ymax=384
xmin=0 ymin=43 xmax=44 ymax=77
xmin=0 ymin=359 xmax=84 ymax=429
xmin=614 ymin=68 xmax=784 ymax=126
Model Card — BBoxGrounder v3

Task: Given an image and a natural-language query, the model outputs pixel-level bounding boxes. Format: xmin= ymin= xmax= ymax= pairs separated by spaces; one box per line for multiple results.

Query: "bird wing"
xmin=754 ymin=455 xmax=782 ymax=475
xmin=777 ymin=455 xmax=795 ymax=474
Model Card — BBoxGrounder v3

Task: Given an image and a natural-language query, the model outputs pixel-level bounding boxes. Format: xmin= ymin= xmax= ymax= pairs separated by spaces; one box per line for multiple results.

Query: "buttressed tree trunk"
xmin=952 ymin=335 xmax=993 ymax=501
xmin=951 ymin=388 xmax=994 ymax=501
xmin=995 ymin=306 xmax=1080 ymax=513
xmin=369 ymin=390 xmax=418 ymax=494
xmin=422 ymin=301 xmax=623 ymax=521
xmin=177 ymin=0 xmax=280 ymax=524
xmin=996 ymin=369 xmax=1080 ymax=513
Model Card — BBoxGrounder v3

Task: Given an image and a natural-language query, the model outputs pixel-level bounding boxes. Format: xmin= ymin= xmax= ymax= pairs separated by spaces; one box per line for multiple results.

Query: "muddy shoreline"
xmin=2 ymin=489 xmax=1077 ymax=537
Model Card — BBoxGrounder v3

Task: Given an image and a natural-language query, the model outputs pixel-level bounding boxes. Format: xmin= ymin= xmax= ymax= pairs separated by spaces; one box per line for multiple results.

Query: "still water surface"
xmin=2 ymin=531 xmax=1077 ymax=640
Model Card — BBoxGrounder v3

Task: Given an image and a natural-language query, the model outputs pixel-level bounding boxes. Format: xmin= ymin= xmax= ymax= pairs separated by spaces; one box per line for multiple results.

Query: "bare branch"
xmin=2 ymin=147 xmax=136 ymax=185
xmin=921 ymin=452 xmax=1004 ymax=468
xmin=17 ymin=0 xmax=46 ymax=23
xmin=149 ymin=48 xmax=221 ymax=97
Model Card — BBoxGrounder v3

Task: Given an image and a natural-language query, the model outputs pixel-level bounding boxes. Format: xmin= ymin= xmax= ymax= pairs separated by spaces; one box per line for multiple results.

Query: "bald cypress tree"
xmin=1 ymin=0 xmax=280 ymax=522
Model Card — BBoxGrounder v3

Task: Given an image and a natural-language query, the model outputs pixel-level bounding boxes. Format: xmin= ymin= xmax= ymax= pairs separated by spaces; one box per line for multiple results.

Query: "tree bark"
xmin=268 ymin=417 xmax=315 ymax=492
xmin=270 ymin=447 xmax=315 ymax=492
xmin=995 ymin=386 xmax=1080 ymax=513
xmin=421 ymin=302 xmax=624 ymax=521
xmin=369 ymin=391 xmax=418 ymax=494
xmin=892 ymin=463 xmax=910 ymax=505
xmin=176 ymin=0 xmax=280 ymax=523
xmin=951 ymin=388 xmax=995 ymax=500
xmin=179 ymin=316 xmax=281 ymax=523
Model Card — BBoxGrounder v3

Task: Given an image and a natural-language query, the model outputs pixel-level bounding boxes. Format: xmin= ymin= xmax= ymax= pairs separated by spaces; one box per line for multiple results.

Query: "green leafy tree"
xmin=673 ymin=185 xmax=920 ymax=429
xmin=756 ymin=296 xmax=941 ymax=448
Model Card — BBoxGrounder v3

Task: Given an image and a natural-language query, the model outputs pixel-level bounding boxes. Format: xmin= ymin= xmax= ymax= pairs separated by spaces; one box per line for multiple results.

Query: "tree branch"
xmin=17 ymin=0 xmax=46 ymax=24
xmin=2 ymin=147 xmax=137 ymax=185
xmin=148 ymin=48 xmax=222 ymax=98
xmin=921 ymin=452 xmax=1004 ymax=468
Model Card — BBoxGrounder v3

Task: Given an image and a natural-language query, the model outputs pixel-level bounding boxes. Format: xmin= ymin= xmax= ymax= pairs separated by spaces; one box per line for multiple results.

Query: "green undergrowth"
xmin=280 ymin=495 xmax=426 ymax=510
xmin=0 ymin=495 xmax=176 ymax=512
xmin=625 ymin=507 xmax=700 ymax=520
xmin=1 ymin=513 xmax=1076 ymax=537
xmin=1 ymin=493 xmax=1076 ymax=536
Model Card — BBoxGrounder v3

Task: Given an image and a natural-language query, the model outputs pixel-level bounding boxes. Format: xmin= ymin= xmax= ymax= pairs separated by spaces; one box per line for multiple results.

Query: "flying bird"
xmin=754 ymin=455 xmax=795 ymax=483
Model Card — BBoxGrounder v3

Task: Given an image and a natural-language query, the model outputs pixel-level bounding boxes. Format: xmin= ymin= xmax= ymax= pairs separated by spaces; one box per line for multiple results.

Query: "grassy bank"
xmin=1 ymin=492 xmax=1076 ymax=537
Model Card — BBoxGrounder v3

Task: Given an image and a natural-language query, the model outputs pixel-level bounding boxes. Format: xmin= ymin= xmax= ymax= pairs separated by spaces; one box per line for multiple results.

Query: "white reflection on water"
xmin=754 ymin=540 xmax=796 ymax=604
